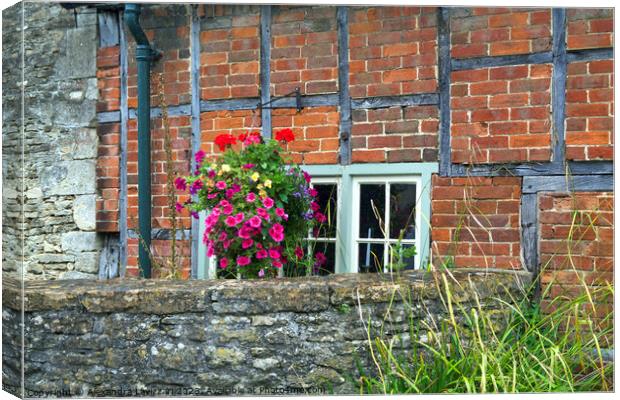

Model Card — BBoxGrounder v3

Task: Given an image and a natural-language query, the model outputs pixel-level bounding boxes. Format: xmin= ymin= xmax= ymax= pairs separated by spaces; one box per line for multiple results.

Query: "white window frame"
xmin=351 ymin=175 xmax=422 ymax=273
xmin=306 ymin=177 xmax=341 ymax=274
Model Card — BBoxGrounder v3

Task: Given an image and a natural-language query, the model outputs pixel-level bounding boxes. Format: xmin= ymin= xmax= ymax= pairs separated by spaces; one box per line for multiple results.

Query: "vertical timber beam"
xmin=521 ymin=192 xmax=540 ymax=300
xmin=337 ymin=6 xmax=352 ymax=165
xmin=437 ymin=7 xmax=451 ymax=176
xmin=260 ymin=5 xmax=272 ymax=138
xmin=118 ymin=10 xmax=128 ymax=277
xmin=189 ymin=5 xmax=201 ymax=279
xmin=551 ymin=8 xmax=567 ymax=166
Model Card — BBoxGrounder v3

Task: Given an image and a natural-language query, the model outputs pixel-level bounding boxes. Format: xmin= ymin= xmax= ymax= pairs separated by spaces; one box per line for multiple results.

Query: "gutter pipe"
xmin=124 ymin=4 xmax=158 ymax=278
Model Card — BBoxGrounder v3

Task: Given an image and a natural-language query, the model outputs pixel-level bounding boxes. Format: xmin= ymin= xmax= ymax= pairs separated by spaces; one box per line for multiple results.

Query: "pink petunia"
xmin=309 ymin=188 xmax=318 ymax=197
xmin=207 ymin=193 xmax=218 ymax=199
xmin=314 ymin=212 xmax=327 ymax=224
xmin=236 ymin=255 xmax=251 ymax=266
xmin=208 ymin=170 xmax=216 ymax=179
xmin=221 ymin=203 xmax=233 ymax=215
xmin=189 ymin=180 xmax=203 ymax=195
xmin=216 ymin=181 xmax=227 ymax=190
xmin=246 ymin=192 xmax=257 ymax=202
xmin=269 ymin=224 xmax=284 ymax=242
xmin=218 ymin=231 xmax=228 ymax=242
xmin=231 ymin=184 xmax=241 ymax=193
xmin=225 ymin=216 xmax=237 ymax=227
xmin=275 ymin=207 xmax=288 ymax=220
xmin=206 ymin=244 xmax=214 ymax=257
xmin=256 ymin=207 xmax=270 ymax=220
xmin=223 ymin=239 xmax=231 ymax=250
xmin=256 ymin=249 xmax=268 ymax=259
xmin=242 ymin=238 xmax=254 ymax=249
xmin=262 ymin=197 xmax=274 ymax=209
xmin=175 ymin=202 xmax=184 ymax=213
xmin=243 ymin=163 xmax=255 ymax=169
xmin=310 ymin=201 xmax=320 ymax=212
xmin=258 ymin=269 xmax=265 ymax=277
xmin=302 ymin=171 xmax=312 ymax=183
xmin=248 ymin=216 xmax=262 ymax=228
xmin=194 ymin=150 xmax=206 ymax=165
xmin=268 ymin=248 xmax=281 ymax=259
xmin=272 ymin=260 xmax=283 ymax=269
xmin=237 ymin=226 xmax=252 ymax=239
xmin=234 ymin=212 xmax=245 ymax=224
xmin=219 ymin=258 xmax=229 ymax=269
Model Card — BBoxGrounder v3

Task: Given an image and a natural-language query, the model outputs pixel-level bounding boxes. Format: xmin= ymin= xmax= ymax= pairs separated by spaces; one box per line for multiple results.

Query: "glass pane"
xmin=389 ymin=183 xmax=416 ymax=240
xmin=358 ymin=243 xmax=384 ymax=273
xmin=358 ymin=184 xmax=386 ymax=239
xmin=311 ymin=183 xmax=338 ymax=238
xmin=387 ymin=243 xmax=416 ymax=271
xmin=311 ymin=241 xmax=336 ymax=276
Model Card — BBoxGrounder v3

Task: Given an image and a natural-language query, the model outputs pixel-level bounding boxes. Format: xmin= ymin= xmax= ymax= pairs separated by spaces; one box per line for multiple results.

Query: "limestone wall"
xmin=2 ymin=269 xmax=531 ymax=396
xmin=2 ymin=2 xmax=102 ymax=279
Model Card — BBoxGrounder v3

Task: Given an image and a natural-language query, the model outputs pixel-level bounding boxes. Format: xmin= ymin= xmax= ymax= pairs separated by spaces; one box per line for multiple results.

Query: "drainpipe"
xmin=124 ymin=4 xmax=158 ymax=278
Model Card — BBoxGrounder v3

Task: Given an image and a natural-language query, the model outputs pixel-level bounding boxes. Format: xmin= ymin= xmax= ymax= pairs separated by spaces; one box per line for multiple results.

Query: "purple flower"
xmin=189 ymin=180 xmax=203 ymax=195
xmin=174 ymin=177 xmax=187 ymax=191
xmin=175 ymin=202 xmax=184 ymax=213
xmin=190 ymin=211 xmax=199 ymax=219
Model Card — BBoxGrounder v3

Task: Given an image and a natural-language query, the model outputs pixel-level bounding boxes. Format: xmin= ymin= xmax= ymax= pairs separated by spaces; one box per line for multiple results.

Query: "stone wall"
xmin=2 ymin=269 xmax=531 ymax=396
xmin=2 ymin=2 xmax=103 ymax=279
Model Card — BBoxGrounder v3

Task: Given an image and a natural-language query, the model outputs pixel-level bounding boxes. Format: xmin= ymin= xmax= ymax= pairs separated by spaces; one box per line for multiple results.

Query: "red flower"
xmin=214 ymin=134 xmax=237 ymax=151
xmin=275 ymin=128 xmax=295 ymax=143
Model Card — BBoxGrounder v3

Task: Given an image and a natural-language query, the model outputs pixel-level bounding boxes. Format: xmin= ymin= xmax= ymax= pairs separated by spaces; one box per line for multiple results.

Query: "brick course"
xmin=349 ymin=6 xmax=437 ymax=98
xmin=539 ymin=192 xmax=613 ymax=336
xmin=566 ymin=59 xmax=614 ymax=160
xmin=199 ymin=4 xmax=261 ymax=99
xmin=271 ymin=6 xmax=338 ymax=96
xmin=450 ymin=8 xmax=551 ymax=58
xmin=567 ymin=9 xmax=613 ymax=50
xmin=451 ymin=64 xmax=552 ymax=164
xmin=431 ymin=176 xmax=522 ymax=269
xmin=351 ymin=105 xmax=438 ymax=163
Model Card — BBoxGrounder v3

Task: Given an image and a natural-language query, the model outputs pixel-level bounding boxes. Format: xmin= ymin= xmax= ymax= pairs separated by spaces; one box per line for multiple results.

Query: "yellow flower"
xmin=210 ymin=163 xmax=217 ymax=170
xmin=221 ymin=164 xmax=231 ymax=173
xmin=207 ymin=179 xmax=214 ymax=188
xmin=264 ymin=179 xmax=272 ymax=188
xmin=257 ymin=183 xmax=264 ymax=190
xmin=217 ymin=170 xmax=223 ymax=176
xmin=259 ymin=189 xmax=267 ymax=198
xmin=251 ymin=172 xmax=260 ymax=182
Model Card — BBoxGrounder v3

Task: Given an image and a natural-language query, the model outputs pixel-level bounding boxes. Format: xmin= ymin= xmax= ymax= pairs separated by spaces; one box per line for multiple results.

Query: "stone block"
xmin=61 ymin=232 xmax=101 ymax=253
xmin=41 ymin=160 xmax=96 ymax=196
xmin=73 ymin=194 xmax=96 ymax=231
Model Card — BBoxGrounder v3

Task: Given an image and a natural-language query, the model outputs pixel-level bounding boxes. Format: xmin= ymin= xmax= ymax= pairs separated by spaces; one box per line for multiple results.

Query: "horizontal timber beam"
xmin=128 ymin=229 xmax=192 ymax=240
xmin=522 ymin=174 xmax=613 ymax=194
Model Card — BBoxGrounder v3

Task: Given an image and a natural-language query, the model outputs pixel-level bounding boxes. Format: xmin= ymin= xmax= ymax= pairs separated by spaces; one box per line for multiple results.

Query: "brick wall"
xmin=349 ymin=6 xmax=437 ymax=97
xmin=95 ymin=43 xmax=121 ymax=233
xmin=539 ymin=192 xmax=613 ymax=337
xmin=271 ymin=6 xmax=338 ymax=96
xmin=451 ymin=8 xmax=551 ymax=58
xmin=451 ymin=64 xmax=552 ymax=164
xmin=93 ymin=5 xmax=613 ymax=300
xmin=272 ymin=106 xmax=340 ymax=164
xmin=199 ymin=4 xmax=261 ymax=99
xmin=430 ymin=176 xmax=522 ymax=269
xmin=351 ymin=105 xmax=438 ymax=163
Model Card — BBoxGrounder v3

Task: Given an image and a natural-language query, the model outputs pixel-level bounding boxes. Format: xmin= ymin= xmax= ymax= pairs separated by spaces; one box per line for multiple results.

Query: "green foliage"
xmin=356 ymin=278 xmax=614 ymax=394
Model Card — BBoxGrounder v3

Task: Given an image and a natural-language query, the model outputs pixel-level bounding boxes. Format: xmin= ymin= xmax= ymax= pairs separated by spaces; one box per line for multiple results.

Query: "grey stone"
xmin=61 ymin=232 xmax=101 ymax=253
xmin=41 ymin=160 xmax=96 ymax=196
xmin=75 ymin=252 xmax=99 ymax=274
xmin=73 ymin=194 xmax=96 ymax=231
xmin=58 ymin=271 xmax=95 ymax=280
xmin=54 ymin=27 xmax=96 ymax=79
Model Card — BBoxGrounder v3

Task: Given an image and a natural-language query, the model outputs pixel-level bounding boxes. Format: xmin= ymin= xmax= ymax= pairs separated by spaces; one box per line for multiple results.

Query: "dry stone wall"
xmin=2 ymin=269 xmax=531 ymax=396
xmin=2 ymin=2 xmax=103 ymax=279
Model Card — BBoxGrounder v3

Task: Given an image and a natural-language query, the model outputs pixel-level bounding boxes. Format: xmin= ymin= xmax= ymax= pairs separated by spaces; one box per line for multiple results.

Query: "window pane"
xmin=312 ymin=241 xmax=336 ymax=275
xmin=311 ymin=183 xmax=338 ymax=238
xmin=387 ymin=243 xmax=416 ymax=270
xmin=358 ymin=243 xmax=384 ymax=273
xmin=389 ymin=183 xmax=416 ymax=240
xmin=359 ymin=184 xmax=386 ymax=239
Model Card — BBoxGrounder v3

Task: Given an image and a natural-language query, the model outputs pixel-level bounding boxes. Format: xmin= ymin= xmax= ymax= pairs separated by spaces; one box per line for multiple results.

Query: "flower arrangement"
xmin=175 ymin=129 xmax=327 ymax=279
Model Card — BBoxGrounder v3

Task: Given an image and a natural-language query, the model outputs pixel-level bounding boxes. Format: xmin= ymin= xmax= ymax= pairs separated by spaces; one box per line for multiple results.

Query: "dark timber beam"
xmin=337 ymin=6 xmax=352 ymax=165
xmin=522 ymin=175 xmax=613 ymax=194
xmin=189 ymin=5 xmax=201 ymax=279
xmin=437 ymin=7 xmax=451 ymax=176
xmin=551 ymin=8 xmax=567 ymax=164
xmin=351 ymin=93 xmax=438 ymax=109
xmin=118 ymin=10 xmax=128 ymax=277
xmin=451 ymin=51 xmax=553 ymax=71
xmin=260 ymin=5 xmax=272 ymax=138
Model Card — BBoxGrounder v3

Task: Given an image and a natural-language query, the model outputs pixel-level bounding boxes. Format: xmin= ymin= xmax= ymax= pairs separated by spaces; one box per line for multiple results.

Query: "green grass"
xmin=355 ymin=273 xmax=613 ymax=394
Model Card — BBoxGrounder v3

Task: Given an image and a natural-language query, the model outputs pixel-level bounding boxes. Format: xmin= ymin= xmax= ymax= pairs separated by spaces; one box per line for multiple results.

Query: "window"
xmin=306 ymin=178 xmax=340 ymax=275
xmin=197 ymin=162 xmax=437 ymax=277
xmin=352 ymin=176 xmax=421 ymax=273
